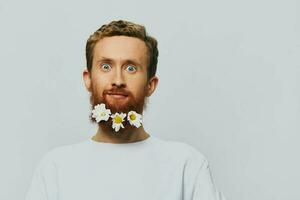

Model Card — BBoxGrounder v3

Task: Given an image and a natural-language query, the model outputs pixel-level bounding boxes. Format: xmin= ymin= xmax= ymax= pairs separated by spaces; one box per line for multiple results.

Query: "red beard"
xmin=89 ymin=84 xmax=147 ymax=132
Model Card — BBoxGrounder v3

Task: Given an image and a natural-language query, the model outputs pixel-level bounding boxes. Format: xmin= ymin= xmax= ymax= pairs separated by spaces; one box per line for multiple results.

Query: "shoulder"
xmin=36 ymin=140 xmax=87 ymax=167
xmin=155 ymin=137 xmax=208 ymax=166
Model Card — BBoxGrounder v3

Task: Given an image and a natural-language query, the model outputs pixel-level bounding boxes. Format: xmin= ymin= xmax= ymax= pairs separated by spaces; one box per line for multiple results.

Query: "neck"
xmin=91 ymin=125 xmax=150 ymax=144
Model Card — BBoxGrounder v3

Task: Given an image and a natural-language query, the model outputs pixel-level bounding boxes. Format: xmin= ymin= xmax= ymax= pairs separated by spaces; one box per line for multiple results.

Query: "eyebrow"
xmin=96 ymin=56 xmax=142 ymax=67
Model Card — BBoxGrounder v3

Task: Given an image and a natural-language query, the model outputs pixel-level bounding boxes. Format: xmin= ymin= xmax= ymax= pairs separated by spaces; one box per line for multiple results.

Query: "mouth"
xmin=106 ymin=92 xmax=129 ymax=99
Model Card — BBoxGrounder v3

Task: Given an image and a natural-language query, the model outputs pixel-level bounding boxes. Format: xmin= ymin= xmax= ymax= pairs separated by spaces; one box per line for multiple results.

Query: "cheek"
xmin=128 ymin=80 xmax=148 ymax=97
xmin=92 ymin=71 xmax=110 ymax=86
xmin=91 ymin=78 xmax=106 ymax=96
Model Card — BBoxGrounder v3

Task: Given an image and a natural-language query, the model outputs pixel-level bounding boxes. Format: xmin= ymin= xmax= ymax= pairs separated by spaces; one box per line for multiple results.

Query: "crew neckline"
xmin=88 ymin=135 xmax=155 ymax=146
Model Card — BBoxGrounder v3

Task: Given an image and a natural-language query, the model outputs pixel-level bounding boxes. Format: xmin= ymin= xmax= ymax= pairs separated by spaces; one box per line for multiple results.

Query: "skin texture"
xmin=83 ymin=36 xmax=159 ymax=144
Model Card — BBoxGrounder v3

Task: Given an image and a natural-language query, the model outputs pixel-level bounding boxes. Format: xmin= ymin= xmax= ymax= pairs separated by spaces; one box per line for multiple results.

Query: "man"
xmin=25 ymin=20 xmax=226 ymax=200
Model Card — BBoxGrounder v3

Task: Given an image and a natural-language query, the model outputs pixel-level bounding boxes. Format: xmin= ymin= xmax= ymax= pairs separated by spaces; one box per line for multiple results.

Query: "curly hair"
xmin=86 ymin=20 xmax=159 ymax=80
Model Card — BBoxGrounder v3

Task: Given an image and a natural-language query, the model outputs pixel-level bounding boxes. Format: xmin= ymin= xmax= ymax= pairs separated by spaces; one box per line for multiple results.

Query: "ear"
xmin=145 ymin=76 xmax=159 ymax=97
xmin=83 ymin=69 xmax=92 ymax=92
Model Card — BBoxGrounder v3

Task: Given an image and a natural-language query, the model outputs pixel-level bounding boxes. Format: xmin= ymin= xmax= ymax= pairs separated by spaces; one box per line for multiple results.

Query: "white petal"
xmin=114 ymin=124 xmax=121 ymax=132
xmin=133 ymin=120 xmax=142 ymax=128
xmin=136 ymin=113 xmax=142 ymax=119
xmin=128 ymin=120 xmax=134 ymax=126
xmin=99 ymin=103 xmax=106 ymax=109
xmin=121 ymin=113 xmax=126 ymax=119
xmin=103 ymin=115 xmax=110 ymax=121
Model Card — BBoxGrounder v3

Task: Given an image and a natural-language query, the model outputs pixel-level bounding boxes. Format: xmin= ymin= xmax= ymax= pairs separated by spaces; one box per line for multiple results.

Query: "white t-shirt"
xmin=25 ymin=135 xmax=226 ymax=200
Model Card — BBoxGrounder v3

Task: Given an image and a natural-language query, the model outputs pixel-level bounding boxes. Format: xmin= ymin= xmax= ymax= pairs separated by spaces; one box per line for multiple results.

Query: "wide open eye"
xmin=101 ymin=63 xmax=111 ymax=71
xmin=125 ymin=65 xmax=137 ymax=73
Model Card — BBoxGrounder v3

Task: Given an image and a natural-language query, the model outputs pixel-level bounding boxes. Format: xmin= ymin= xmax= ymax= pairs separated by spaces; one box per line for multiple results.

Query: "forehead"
xmin=93 ymin=36 xmax=148 ymax=65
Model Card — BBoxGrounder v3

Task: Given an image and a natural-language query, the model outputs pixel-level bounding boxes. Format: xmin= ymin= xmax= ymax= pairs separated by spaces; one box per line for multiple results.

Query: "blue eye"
xmin=101 ymin=63 xmax=111 ymax=71
xmin=126 ymin=65 xmax=136 ymax=72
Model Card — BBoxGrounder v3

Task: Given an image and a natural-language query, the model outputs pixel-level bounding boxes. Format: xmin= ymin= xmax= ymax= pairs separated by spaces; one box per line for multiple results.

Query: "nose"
xmin=111 ymin=68 xmax=126 ymax=88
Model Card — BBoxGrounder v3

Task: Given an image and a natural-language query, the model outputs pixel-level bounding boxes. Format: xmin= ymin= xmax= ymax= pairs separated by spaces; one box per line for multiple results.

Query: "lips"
xmin=106 ymin=92 xmax=128 ymax=99
xmin=107 ymin=92 xmax=128 ymax=96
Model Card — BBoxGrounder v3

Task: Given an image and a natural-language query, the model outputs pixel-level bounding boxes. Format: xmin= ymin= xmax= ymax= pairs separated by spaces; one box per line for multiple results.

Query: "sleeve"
xmin=192 ymin=159 xmax=227 ymax=200
xmin=182 ymin=147 xmax=227 ymax=200
xmin=25 ymin=152 xmax=59 ymax=200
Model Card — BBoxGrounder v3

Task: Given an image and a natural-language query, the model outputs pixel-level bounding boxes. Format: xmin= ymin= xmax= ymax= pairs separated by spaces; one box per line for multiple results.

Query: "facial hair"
xmin=89 ymin=83 xmax=148 ymax=133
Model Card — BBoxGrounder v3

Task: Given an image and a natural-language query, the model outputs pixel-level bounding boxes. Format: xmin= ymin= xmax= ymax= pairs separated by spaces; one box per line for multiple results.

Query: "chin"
xmin=106 ymin=102 xmax=131 ymax=114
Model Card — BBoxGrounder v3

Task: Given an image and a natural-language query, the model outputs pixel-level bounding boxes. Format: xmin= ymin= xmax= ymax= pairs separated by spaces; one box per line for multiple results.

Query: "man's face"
xmin=83 ymin=36 xmax=158 ymax=130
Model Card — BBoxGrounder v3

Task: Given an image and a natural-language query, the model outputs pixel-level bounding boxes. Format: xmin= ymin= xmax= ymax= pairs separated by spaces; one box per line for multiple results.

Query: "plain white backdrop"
xmin=0 ymin=0 xmax=299 ymax=199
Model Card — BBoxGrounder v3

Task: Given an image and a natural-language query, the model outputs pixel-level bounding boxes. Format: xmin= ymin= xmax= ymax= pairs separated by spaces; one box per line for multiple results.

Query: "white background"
xmin=0 ymin=0 xmax=299 ymax=199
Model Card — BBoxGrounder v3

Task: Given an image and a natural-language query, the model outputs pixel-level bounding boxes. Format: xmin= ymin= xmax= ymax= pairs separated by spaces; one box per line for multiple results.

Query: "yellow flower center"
xmin=100 ymin=112 xmax=106 ymax=116
xmin=114 ymin=115 xmax=123 ymax=124
xmin=129 ymin=114 xmax=136 ymax=121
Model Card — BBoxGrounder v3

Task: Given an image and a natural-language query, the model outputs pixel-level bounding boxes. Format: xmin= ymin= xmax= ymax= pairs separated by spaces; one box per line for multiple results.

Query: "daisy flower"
xmin=91 ymin=103 xmax=111 ymax=123
xmin=127 ymin=111 xmax=143 ymax=128
xmin=111 ymin=112 xmax=126 ymax=132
